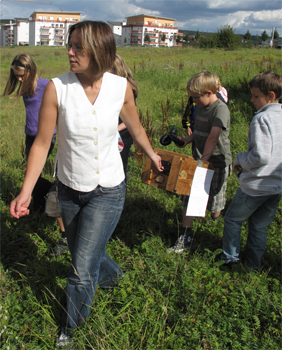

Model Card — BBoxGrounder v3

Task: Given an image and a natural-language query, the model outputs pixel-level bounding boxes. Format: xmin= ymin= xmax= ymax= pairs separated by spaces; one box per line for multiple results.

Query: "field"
xmin=0 ymin=45 xmax=281 ymax=349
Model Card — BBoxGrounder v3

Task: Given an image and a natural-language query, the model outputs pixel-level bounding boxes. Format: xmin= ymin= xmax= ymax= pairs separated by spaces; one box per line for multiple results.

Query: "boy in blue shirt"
xmin=220 ymin=71 xmax=282 ymax=270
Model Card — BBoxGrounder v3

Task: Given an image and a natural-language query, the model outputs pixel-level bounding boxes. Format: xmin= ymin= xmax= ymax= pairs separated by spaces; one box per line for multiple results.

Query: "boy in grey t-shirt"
xmin=168 ymin=71 xmax=232 ymax=253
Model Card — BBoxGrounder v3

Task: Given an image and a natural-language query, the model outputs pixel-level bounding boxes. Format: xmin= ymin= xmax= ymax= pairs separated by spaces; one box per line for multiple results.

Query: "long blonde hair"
xmin=2 ymin=54 xmax=38 ymax=99
xmin=111 ymin=54 xmax=138 ymax=98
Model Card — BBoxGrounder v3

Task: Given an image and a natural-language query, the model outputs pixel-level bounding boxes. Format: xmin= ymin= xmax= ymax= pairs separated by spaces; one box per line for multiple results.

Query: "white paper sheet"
xmin=186 ymin=166 xmax=214 ymax=217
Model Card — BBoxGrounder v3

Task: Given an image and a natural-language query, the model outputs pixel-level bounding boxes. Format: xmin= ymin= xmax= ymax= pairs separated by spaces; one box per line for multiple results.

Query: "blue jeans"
xmin=57 ymin=180 xmax=126 ymax=331
xmin=221 ymin=187 xmax=281 ymax=270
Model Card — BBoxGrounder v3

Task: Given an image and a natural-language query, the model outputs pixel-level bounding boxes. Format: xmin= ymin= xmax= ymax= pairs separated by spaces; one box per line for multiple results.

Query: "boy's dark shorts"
xmin=182 ymin=165 xmax=231 ymax=213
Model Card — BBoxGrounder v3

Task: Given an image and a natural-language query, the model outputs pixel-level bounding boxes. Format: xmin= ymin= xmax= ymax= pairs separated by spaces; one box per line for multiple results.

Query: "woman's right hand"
xmin=10 ymin=192 xmax=31 ymax=219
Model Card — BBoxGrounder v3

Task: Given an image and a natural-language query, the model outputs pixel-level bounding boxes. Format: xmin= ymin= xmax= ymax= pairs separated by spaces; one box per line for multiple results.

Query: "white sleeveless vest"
xmin=52 ymin=71 xmax=127 ymax=192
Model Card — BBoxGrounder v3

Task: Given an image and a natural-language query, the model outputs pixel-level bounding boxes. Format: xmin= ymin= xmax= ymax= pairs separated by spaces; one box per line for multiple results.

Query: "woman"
xmin=10 ymin=21 xmax=163 ymax=346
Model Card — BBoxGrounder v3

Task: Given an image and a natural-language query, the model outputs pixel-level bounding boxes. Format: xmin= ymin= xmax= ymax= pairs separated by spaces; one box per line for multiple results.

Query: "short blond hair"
xmin=187 ymin=71 xmax=217 ymax=95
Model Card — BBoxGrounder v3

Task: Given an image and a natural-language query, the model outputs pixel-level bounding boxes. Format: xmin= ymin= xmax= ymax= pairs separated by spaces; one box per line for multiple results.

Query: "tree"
xmin=176 ymin=35 xmax=182 ymax=44
xmin=183 ymin=34 xmax=189 ymax=42
xmin=199 ymin=33 xmax=217 ymax=48
xmin=161 ymin=33 xmax=166 ymax=42
xmin=243 ymin=30 xmax=251 ymax=41
xmin=144 ymin=34 xmax=150 ymax=44
xmin=216 ymin=25 xmax=241 ymax=49
xmin=261 ymin=30 xmax=269 ymax=42
xmin=255 ymin=32 xmax=259 ymax=46
xmin=124 ymin=37 xmax=127 ymax=44
xmin=195 ymin=30 xmax=200 ymax=40
xmin=274 ymin=29 xmax=279 ymax=40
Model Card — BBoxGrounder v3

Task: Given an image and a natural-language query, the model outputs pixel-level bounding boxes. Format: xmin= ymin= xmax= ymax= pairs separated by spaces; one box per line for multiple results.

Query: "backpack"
xmin=182 ymin=96 xmax=197 ymax=130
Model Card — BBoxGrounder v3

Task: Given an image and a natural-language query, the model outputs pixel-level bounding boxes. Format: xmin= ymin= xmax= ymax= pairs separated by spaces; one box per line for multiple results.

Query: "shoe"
xmin=222 ymin=260 xmax=239 ymax=268
xmin=215 ymin=254 xmax=239 ymax=267
xmin=56 ymin=332 xmax=73 ymax=347
xmin=52 ymin=237 xmax=69 ymax=257
xmin=167 ymin=230 xmax=192 ymax=254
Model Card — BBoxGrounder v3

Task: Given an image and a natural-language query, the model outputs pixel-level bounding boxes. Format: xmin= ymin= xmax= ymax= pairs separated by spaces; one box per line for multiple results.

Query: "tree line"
xmin=182 ymin=26 xmax=280 ymax=49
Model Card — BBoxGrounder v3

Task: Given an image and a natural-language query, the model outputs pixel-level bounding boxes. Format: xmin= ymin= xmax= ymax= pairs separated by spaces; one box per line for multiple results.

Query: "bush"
xmin=200 ymin=24 xmax=241 ymax=49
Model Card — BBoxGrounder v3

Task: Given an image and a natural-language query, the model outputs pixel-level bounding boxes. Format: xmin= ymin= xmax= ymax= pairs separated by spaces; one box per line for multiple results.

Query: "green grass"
xmin=0 ymin=46 xmax=281 ymax=349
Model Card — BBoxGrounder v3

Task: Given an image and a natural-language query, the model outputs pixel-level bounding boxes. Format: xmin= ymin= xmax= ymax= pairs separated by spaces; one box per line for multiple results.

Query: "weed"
xmin=0 ymin=45 xmax=281 ymax=349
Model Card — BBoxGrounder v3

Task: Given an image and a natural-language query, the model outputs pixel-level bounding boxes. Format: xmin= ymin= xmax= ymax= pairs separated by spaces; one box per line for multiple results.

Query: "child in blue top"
xmin=2 ymin=54 xmax=66 ymax=255
xmin=220 ymin=71 xmax=282 ymax=270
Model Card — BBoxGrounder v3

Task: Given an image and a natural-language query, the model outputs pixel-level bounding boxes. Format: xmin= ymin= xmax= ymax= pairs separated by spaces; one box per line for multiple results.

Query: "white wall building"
xmin=107 ymin=21 xmax=125 ymax=46
xmin=29 ymin=11 xmax=82 ymax=47
xmin=122 ymin=14 xmax=182 ymax=47
xmin=0 ymin=18 xmax=29 ymax=46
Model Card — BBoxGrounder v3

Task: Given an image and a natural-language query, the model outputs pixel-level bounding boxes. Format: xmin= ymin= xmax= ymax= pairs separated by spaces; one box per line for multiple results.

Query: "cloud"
xmin=1 ymin=0 xmax=281 ymax=35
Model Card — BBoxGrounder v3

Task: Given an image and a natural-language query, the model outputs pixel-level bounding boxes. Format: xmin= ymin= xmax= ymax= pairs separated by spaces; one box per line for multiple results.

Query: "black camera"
xmin=160 ymin=127 xmax=184 ymax=147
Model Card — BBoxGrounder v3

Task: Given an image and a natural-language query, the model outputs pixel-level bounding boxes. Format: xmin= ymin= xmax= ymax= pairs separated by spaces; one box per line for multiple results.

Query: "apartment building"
xmin=122 ymin=14 xmax=183 ymax=47
xmin=107 ymin=21 xmax=126 ymax=46
xmin=29 ymin=11 xmax=82 ymax=47
xmin=0 ymin=18 xmax=29 ymax=46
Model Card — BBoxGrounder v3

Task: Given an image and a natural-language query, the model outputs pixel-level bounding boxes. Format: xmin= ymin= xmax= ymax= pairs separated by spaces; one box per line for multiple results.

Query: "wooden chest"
xmin=141 ymin=148 xmax=213 ymax=196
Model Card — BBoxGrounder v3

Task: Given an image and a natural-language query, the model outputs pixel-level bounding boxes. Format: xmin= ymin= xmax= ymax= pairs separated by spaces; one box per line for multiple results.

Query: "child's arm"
xmin=118 ymin=122 xmax=127 ymax=132
xmin=234 ymin=118 xmax=271 ymax=170
xmin=200 ymin=126 xmax=222 ymax=162
xmin=179 ymin=133 xmax=194 ymax=147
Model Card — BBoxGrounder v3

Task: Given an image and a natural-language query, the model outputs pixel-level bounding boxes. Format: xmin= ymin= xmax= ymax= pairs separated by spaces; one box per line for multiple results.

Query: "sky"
xmin=1 ymin=0 xmax=281 ymax=36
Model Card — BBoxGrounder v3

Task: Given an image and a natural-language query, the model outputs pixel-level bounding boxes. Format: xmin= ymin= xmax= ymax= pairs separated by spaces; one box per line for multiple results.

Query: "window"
xmin=50 ymin=16 xmax=53 ymax=20
xmin=60 ymin=24 xmax=63 ymax=27
xmin=51 ymin=24 xmax=54 ymax=28
xmin=70 ymin=18 xmax=73 ymax=21
xmin=43 ymin=16 xmax=47 ymax=20
xmin=39 ymin=16 xmax=42 ymax=20
xmin=74 ymin=18 xmax=78 ymax=21
xmin=58 ymin=17 xmax=62 ymax=21
xmin=66 ymin=17 xmax=69 ymax=21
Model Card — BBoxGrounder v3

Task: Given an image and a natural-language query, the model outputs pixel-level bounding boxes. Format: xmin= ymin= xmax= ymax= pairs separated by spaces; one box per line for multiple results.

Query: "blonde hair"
xmin=2 ymin=54 xmax=38 ymax=99
xmin=111 ymin=54 xmax=139 ymax=98
xmin=187 ymin=71 xmax=217 ymax=95
xmin=68 ymin=21 xmax=116 ymax=76
xmin=213 ymin=74 xmax=221 ymax=86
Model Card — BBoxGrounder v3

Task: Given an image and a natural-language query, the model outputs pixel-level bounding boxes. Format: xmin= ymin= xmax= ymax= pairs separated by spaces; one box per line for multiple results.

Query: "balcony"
xmin=55 ymin=38 xmax=65 ymax=42
xmin=144 ymin=30 xmax=159 ymax=35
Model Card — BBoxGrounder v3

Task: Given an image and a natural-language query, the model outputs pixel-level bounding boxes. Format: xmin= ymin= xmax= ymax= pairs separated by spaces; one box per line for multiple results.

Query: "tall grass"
xmin=0 ymin=46 xmax=281 ymax=349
